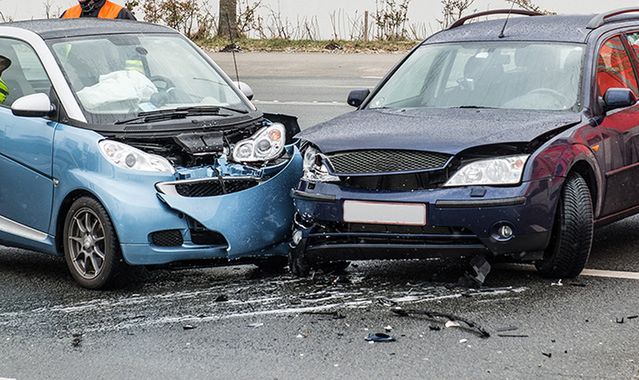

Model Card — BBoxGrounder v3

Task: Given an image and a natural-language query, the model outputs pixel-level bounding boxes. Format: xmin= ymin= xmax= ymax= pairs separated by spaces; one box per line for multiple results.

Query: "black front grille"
xmin=150 ymin=230 xmax=184 ymax=247
xmin=326 ymin=150 xmax=451 ymax=175
xmin=338 ymin=170 xmax=449 ymax=192
xmin=175 ymin=178 xmax=260 ymax=197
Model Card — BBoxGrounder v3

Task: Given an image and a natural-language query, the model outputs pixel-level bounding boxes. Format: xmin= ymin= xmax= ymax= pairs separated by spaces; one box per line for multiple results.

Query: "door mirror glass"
xmin=603 ymin=88 xmax=637 ymax=113
xmin=11 ymin=93 xmax=55 ymax=118
xmin=347 ymin=89 xmax=370 ymax=108
xmin=234 ymin=81 xmax=254 ymax=101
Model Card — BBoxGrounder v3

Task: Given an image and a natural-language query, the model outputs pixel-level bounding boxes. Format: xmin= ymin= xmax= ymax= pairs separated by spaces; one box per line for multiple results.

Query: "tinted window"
xmin=0 ymin=38 xmax=52 ymax=107
xmin=596 ymin=36 xmax=638 ymax=97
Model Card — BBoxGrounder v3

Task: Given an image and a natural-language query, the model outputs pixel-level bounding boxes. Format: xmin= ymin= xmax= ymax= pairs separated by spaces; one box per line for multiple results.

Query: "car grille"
xmin=150 ymin=230 xmax=184 ymax=247
xmin=175 ymin=178 xmax=260 ymax=197
xmin=326 ymin=150 xmax=451 ymax=175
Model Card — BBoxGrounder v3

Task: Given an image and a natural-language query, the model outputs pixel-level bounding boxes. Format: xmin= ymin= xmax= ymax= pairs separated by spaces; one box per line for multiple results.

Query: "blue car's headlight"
xmin=99 ymin=140 xmax=175 ymax=174
xmin=444 ymin=155 xmax=529 ymax=187
xmin=232 ymin=123 xmax=285 ymax=163
xmin=302 ymin=145 xmax=339 ymax=183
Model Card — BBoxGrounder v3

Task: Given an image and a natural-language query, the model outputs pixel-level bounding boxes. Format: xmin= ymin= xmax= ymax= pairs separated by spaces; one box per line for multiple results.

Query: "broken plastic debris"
xmin=459 ymin=339 xmax=468 ymax=344
xmin=459 ymin=255 xmax=492 ymax=288
xmin=627 ymin=315 xmax=638 ymax=320
xmin=429 ymin=326 xmax=442 ymax=331
xmin=616 ymin=317 xmax=625 ymax=324
xmin=542 ymin=352 xmax=552 ymax=358
xmin=248 ymin=322 xmax=264 ymax=328
xmin=365 ymin=333 xmax=396 ymax=343
xmin=296 ymin=334 xmax=305 ymax=339
xmin=445 ymin=321 xmax=461 ymax=329
xmin=390 ymin=307 xmax=490 ymax=338
xmin=551 ymin=279 xmax=563 ymax=286
xmin=215 ymin=294 xmax=229 ymax=302
xmin=384 ymin=325 xmax=393 ymax=332
xmin=71 ymin=332 xmax=83 ymax=348
xmin=498 ymin=334 xmax=529 ymax=338
xmin=495 ymin=325 xmax=519 ymax=333
xmin=183 ymin=324 xmax=197 ymax=330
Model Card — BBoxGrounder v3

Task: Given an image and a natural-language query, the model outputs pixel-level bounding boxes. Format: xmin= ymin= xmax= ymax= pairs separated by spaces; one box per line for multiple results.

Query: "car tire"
xmin=63 ymin=197 xmax=122 ymax=289
xmin=536 ymin=173 xmax=593 ymax=278
xmin=288 ymin=239 xmax=311 ymax=277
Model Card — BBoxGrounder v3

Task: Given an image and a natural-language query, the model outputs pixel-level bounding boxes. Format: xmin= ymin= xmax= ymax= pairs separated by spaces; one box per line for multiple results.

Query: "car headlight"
xmin=232 ymin=123 xmax=285 ymax=163
xmin=302 ymin=145 xmax=339 ymax=182
xmin=99 ymin=140 xmax=175 ymax=174
xmin=444 ymin=155 xmax=529 ymax=187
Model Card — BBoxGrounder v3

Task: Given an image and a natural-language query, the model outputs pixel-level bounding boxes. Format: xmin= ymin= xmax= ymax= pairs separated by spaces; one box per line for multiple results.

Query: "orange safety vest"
xmin=62 ymin=1 xmax=123 ymax=19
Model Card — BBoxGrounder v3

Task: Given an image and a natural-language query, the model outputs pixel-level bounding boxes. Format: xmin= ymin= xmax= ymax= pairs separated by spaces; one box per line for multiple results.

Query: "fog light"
xmin=498 ymin=225 xmax=514 ymax=240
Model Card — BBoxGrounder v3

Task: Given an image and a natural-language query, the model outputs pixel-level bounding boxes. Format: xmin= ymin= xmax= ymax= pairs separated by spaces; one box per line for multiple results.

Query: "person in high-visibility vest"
xmin=61 ymin=0 xmax=136 ymax=20
xmin=0 ymin=56 xmax=11 ymax=104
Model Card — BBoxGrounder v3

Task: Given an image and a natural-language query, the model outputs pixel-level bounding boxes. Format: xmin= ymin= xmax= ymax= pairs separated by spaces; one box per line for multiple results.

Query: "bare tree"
xmin=438 ymin=0 xmax=475 ymax=29
xmin=505 ymin=0 xmax=555 ymax=15
xmin=218 ymin=0 xmax=239 ymax=38
xmin=44 ymin=0 xmax=53 ymax=19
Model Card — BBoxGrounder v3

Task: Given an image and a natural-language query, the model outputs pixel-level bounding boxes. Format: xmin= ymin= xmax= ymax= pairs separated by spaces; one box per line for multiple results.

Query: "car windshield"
xmin=49 ymin=33 xmax=250 ymax=124
xmin=369 ymin=42 xmax=584 ymax=111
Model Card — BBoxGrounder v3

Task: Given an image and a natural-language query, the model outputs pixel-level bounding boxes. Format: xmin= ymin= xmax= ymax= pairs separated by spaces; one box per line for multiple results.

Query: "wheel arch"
xmin=565 ymin=158 xmax=601 ymax=217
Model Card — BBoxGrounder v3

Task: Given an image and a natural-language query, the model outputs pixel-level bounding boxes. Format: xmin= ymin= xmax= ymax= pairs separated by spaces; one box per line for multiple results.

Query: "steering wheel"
xmin=149 ymin=75 xmax=177 ymax=107
xmin=525 ymin=88 xmax=570 ymax=105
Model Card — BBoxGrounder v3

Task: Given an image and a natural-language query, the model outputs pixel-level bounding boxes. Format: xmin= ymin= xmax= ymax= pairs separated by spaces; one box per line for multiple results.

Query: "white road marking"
xmin=254 ymin=100 xmax=348 ymax=106
xmin=498 ymin=264 xmax=639 ymax=280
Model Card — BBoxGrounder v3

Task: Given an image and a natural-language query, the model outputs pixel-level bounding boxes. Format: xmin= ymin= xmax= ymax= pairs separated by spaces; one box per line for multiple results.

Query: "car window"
xmin=627 ymin=32 xmax=639 ymax=62
xmin=596 ymin=36 xmax=639 ymax=97
xmin=0 ymin=38 xmax=52 ymax=107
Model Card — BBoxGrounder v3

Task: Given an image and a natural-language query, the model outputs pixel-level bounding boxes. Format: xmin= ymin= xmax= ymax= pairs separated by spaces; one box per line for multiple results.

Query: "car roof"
xmin=0 ymin=19 xmax=176 ymax=40
xmin=425 ymin=14 xmax=639 ymax=44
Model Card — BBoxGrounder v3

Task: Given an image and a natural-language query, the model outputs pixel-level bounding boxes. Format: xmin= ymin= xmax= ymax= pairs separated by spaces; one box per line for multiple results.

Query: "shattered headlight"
xmin=444 ymin=155 xmax=529 ymax=187
xmin=232 ymin=123 xmax=286 ymax=163
xmin=99 ymin=140 xmax=175 ymax=174
xmin=302 ymin=145 xmax=339 ymax=183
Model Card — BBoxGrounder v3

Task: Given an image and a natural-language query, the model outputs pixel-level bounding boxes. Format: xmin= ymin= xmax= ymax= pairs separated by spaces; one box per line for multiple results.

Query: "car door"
xmin=596 ymin=35 xmax=639 ymax=216
xmin=0 ymin=37 xmax=55 ymax=235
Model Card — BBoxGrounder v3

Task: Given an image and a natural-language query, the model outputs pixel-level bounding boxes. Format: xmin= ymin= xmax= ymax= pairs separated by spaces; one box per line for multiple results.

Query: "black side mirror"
xmin=347 ymin=89 xmax=370 ymax=108
xmin=603 ymin=88 xmax=637 ymax=113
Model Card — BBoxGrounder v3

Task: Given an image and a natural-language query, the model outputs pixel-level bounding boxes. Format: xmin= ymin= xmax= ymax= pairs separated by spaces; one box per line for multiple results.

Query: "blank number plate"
xmin=343 ymin=200 xmax=427 ymax=226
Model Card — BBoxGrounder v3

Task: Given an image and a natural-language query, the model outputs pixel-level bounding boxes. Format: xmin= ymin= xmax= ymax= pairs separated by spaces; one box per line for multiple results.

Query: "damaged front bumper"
xmin=292 ymin=177 xmax=562 ymax=263
xmin=119 ymin=145 xmax=302 ymax=265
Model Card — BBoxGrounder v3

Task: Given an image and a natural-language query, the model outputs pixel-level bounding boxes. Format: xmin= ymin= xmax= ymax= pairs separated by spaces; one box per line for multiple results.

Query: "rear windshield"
xmin=369 ymin=42 xmax=584 ymax=111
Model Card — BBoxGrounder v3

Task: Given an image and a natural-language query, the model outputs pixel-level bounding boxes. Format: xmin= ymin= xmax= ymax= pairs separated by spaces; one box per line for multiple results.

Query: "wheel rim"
xmin=68 ymin=207 xmax=106 ymax=280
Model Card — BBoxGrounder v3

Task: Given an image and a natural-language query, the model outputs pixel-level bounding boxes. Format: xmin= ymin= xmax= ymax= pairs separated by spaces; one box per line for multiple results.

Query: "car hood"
xmin=296 ymin=108 xmax=583 ymax=155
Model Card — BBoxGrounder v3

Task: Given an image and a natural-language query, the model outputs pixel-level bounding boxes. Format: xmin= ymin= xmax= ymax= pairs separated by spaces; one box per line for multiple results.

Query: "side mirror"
xmin=234 ymin=81 xmax=254 ymax=101
xmin=11 ymin=93 xmax=55 ymax=118
xmin=603 ymin=88 xmax=637 ymax=113
xmin=347 ymin=89 xmax=370 ymax=108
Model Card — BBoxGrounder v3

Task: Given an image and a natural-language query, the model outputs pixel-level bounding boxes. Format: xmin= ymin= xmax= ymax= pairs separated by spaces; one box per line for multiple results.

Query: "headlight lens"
xmin=232 ymin=123 xmax=286 ymax=163
xmin=99 ymin=140 xmax=175 ymax=174
xmin=302 ymin=145 xmax=339 ymax=182
xmin=445 ymin=155 xmax=529 ymax=187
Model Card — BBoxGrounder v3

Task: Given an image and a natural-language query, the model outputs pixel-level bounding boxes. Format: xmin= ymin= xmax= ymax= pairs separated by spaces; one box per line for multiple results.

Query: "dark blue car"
xmin=289 ymin=8 xmax=639 ymax=278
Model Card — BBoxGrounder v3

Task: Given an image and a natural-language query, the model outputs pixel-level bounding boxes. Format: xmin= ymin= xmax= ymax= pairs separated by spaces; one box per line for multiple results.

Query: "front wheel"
xmin=536 ymin=173 xmax=593 ymax=278
xmin=63 ymin=197 xmax=122 ymax=289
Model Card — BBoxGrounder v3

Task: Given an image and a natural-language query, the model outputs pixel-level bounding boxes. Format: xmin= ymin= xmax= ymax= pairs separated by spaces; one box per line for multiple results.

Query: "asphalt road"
xmin=1 ymin=52 xmax=639 ymax=380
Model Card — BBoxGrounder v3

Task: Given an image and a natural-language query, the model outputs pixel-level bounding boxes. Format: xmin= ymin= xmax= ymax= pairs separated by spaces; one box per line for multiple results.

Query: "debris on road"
xmin=183 ymin=324 xmax=197 ymax=330
xmin=459 ymin=339 xmax=468 ymax=344
xmin=429 ymin=326 xmax=442 ymax=331
xmin=384 ymin=325 xmax=393 ymax=332
xmin=365 ymin=333 xmax=396 ymax=343
xmin=248 ymin=322 xmax=264 ymax=328
xmin=495 ymin=325 xmax=519 ymax=333
xmin=445 ymin=321 xmax=461 ymax=329
xmin=551 ymin=279 xmax=563 ymax=286
xmin=71 ymin=332 xmax=82 ymax=348
xmin=458 ymin=255 xmax=492 ymax=288
xmin=498 ymin=334 xmax=529 ymax=338
xmin=627 ymin=315 xmax=638 ymax=320
xmin=542 ymin=352 xmax=552 ymax=358
xmin=390 ymin=307 xmax=490 ymax=338
xmin=615 ymin=317 xmax=625 ymax=324
xmin=215 ymin=294 xmax=229 ymax=302
xmin=568 ymin=281 xmax=587 ymax=287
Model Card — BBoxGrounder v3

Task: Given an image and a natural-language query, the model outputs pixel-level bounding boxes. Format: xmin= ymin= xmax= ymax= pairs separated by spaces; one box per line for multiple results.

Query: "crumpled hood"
xmin=296 ymin=108 xmax=582 ymax=155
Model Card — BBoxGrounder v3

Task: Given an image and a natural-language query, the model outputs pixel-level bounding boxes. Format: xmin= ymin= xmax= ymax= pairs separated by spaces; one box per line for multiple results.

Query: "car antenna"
xmin=498 ymin=2 xmax=516 ymax=39
xmin=226 ymin=14 xmax=242 ymax=86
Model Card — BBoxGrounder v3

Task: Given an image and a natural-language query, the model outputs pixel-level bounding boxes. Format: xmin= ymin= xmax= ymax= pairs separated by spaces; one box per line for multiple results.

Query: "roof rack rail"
xmin=587 ymin=8 xmax=639 ymax=29
xmin=449 ymin=9 xmax=543 ymax=29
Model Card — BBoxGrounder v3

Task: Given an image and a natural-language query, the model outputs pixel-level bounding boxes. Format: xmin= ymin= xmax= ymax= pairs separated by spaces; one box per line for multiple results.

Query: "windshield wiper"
xmin=455 ymin=105 xmax=498 ymax=109
xmin=114 ymin=105 xmax=248 ymax=125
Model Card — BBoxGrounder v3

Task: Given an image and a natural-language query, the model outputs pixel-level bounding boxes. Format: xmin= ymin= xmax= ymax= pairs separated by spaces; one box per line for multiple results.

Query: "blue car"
xmin=290 ymin=8 xmax=639 ymax=278
xmin=0 ymin=19 xmax=301 ymax=288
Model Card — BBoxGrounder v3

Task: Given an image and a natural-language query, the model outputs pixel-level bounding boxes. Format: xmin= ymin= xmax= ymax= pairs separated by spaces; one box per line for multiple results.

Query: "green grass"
xmin=197 ymin=37 xmax=419 ymax=53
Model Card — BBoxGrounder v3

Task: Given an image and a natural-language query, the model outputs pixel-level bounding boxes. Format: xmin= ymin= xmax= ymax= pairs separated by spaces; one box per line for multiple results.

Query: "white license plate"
xmin=343 ymin=200 xmax=427 ymax=226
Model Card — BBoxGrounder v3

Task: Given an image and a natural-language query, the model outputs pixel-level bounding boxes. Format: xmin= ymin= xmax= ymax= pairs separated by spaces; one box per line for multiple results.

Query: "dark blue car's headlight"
xmin=302 ymin=145 xmax=339 ymax=183
xmin=444 ymin=155 xmax=529 ymax=187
